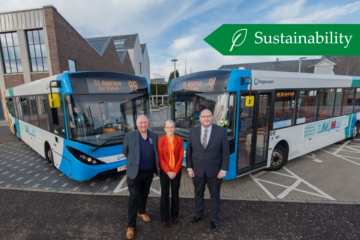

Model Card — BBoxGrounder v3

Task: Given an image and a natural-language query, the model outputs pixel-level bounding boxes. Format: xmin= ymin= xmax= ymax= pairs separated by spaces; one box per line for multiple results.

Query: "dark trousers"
xmin=160 ymin=169 xmax=182 ymax=222
xmin=127 ymin=171 xmax=154 ymax=227
xmin=193 ymin=174 xmax=222 ymax=223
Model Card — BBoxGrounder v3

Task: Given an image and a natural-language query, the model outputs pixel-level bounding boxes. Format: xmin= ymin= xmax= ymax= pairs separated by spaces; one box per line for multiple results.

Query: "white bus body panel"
xmin=17 ymin=120 xmax=66 ymax=171
xmin=267 ymin=115 xmax=354 ymax=167
xmin=251 ymin=71 xmax=353 ymax=90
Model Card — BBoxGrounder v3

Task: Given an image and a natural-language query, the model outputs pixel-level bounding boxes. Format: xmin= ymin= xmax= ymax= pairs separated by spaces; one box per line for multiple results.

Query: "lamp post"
xmin=155 ymin=78 xmax=158 ymax=106
xmin=171 ymin=59 xmax=177 ymax=79
xmin=298 ymin=57 xmax=307 ymax=72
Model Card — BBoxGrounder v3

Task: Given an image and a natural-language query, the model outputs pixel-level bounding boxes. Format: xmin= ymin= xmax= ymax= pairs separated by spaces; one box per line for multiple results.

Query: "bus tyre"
xmin=351 ymin=123 xmax=359 ymax=140
xmin=45 ymin=144 xmax=54 ymax=167
xmin=268 ymin=145 xmax=288 ymax=171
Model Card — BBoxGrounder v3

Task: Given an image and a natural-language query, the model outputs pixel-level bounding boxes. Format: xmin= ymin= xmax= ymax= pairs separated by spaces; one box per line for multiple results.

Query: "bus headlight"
xmin=66 ymin=146 xmax=105 ymax=165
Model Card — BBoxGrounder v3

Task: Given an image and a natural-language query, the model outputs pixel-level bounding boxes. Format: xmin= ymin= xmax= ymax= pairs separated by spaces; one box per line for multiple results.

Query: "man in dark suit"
xmin=122 ymin=115 xmax=159 ymax=239
xmin=186 ymin=109 xmax=230 ymax=231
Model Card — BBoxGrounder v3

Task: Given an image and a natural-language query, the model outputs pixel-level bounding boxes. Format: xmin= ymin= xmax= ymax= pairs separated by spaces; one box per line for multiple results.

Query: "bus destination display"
xmin=172 ymin=77 xmax=225 ymax=93
xmin=180 ymin=78 xmax=217 ymax=92
xmin=87 ymin=78 xmax=138 ymax=93
xmin=170 ymin=70 xmax=230 ymax=93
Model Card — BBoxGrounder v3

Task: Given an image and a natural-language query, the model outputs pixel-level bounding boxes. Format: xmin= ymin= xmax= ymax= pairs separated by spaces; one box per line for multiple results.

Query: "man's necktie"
xmin=203 ymin=129 xmax=208 ymax=149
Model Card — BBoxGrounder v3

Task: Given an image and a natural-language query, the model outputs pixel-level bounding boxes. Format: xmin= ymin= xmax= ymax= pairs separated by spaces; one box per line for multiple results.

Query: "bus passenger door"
xmin=49 ymin=95 xmax=71 ymax=175
xmin=237 ymin=93 xmax=270 ymax=174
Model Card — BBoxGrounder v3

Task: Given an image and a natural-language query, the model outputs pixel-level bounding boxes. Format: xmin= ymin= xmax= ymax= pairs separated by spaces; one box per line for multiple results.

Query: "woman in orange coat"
xmin=158 ymin=120 xmax=184 ymax=228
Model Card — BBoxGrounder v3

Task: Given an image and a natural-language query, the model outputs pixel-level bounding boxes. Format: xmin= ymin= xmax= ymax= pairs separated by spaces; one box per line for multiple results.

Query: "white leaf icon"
xmin=230 ymin=29 xmax=247 ymax=52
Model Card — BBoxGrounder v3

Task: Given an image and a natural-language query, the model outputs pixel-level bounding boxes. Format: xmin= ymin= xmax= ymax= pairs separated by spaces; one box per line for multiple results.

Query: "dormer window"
xmin=113 ymin=39 xmax=126 ymax=47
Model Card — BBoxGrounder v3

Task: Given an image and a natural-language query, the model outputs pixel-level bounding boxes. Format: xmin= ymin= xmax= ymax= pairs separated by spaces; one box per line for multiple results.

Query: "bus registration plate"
xmin=117 ymin=166 xmax=127 ymax=172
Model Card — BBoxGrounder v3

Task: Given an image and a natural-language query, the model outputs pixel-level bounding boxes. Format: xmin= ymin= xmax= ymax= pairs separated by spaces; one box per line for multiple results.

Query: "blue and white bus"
xmin=4 ymin=71 xmax=150 ymax=181
xmin=168 ymin=70 xmax=360 ymax=180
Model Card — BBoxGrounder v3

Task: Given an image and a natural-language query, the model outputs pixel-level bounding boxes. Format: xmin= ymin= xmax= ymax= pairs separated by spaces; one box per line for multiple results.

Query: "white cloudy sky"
xmin=1 ymin=0 xmax=360 ymax=81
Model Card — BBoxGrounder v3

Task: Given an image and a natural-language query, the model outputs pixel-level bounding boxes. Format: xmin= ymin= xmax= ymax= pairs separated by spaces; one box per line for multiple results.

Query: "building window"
xmin=0 ymin=32 xmax=23 ymax=73
xmin=68 ymin=59 xmax=76 ymax=72
xmin=139 ymin=63 xmax=142 ymax=74
xmin=27 ymin=29 xmax=48 ymax=72
xmin=113 ymin=39 xmax=126 ymax=47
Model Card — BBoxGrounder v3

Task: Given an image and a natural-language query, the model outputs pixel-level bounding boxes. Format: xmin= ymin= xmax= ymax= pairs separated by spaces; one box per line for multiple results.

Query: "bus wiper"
xmin=90 ymin=135 xmax=124 ymax=153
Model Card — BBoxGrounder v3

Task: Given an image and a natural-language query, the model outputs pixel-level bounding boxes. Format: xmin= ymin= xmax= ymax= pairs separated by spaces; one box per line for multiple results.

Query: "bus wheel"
xmin=268 ymin=145 xmax=288 ymax=171
xmin=351 ymin=123 xmax=359 ymax=140
xmin=45 ymin=144 xmax=54 ymax=165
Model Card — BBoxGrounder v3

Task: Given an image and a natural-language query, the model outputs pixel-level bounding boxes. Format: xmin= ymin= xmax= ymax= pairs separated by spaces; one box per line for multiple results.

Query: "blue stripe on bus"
xmin=226 ymin=69 xmax=252 ymax=92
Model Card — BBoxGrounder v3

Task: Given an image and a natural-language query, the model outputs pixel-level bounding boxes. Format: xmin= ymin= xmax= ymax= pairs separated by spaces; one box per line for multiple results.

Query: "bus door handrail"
xmin=49 ymin=80 xmax=62 ymax=99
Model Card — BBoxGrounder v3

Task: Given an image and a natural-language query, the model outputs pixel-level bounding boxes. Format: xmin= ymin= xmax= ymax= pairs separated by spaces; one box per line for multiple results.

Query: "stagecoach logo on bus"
xmin=253 ymin=78 xmax=274 ymax=86
xmin=204 ymin=24 xmax=360 ymax=55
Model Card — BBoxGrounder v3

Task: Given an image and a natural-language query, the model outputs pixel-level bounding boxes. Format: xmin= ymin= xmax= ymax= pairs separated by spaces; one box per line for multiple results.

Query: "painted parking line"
xmin=113 ymin=175 xmax=128 ymax=193
xmin=251 ymin=166 xmax=336 ymax=200
xmin=321 ymin=139 xmax=360 ymax=166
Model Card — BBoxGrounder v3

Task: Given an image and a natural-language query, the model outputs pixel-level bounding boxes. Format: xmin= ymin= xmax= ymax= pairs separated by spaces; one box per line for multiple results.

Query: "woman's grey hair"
xmin=164 ymin=120 xmax=175 ymax=127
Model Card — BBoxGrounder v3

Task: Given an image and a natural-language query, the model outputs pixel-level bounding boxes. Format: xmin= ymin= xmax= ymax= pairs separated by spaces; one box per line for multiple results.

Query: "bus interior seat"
xmin=319 ymin=111 xmax=327 ymax=118
xmin=284 ymin=108 xmax=293 ymax=120
xmin=104 ymin=127 xmax=115 ymax=134
xmin=275 ymin=109 xmax=284 ymax=120
xmin=305 ymin=111 xmax=313 ymax=117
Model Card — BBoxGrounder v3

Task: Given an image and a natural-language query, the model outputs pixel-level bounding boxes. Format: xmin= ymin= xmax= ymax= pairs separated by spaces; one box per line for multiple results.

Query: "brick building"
xmin=0 ymin=5 xmax=135 ymax=120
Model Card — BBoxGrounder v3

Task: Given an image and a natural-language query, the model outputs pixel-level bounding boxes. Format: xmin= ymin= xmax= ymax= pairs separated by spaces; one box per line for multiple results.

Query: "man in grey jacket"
xmin=122 ymin=115 xmax=159 ymax=239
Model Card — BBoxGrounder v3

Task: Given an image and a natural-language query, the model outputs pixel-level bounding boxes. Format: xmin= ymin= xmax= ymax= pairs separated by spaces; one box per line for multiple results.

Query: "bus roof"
xmin=169 ymin=69 xmax=360 ymax=94
xmin=5 ymin=71 xmax=149 ymax=97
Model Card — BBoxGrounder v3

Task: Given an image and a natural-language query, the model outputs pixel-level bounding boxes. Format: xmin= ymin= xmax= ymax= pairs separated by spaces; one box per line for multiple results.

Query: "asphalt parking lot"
xmin=1 ymin=115 xmax=360 ymax=239
xmin=1 ymin=125 xmax=360 ymax=204
xmin=1 ymin=189 xmax=360 ymax=240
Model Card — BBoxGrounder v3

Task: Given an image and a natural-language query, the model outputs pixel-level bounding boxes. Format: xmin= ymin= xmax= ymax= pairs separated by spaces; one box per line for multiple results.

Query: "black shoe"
xmin=210 ymin=221 xmax=219 ymax=231
xmin=190 ymin=216 xmax=201 ymax=224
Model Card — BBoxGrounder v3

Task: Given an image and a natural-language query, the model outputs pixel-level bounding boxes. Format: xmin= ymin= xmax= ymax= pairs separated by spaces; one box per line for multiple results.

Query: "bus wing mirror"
xmin=245 ymin=96 xmax=254 ymax=107
xmin=48 ymin=93 xmax=60 ymax=108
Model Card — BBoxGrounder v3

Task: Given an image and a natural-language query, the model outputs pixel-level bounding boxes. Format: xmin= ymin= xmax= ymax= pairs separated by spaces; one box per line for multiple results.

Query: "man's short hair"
xmin=136 ymin=114 xmax=149 ymax=124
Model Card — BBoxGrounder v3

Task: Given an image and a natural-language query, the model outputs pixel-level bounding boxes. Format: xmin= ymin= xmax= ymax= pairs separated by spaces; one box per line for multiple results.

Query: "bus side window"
xmin=342 ymin=89 xmax=355 ymax=115
xmin=354 ymin=88 xmax=360 ymax=113
xmin=38 ymin=95 xmax=50 ymax=131
xmin=334 ymin=89 xmax=342 ymax=116
xmin=318 ymin=89 xmax=335 ymax=120
xmin=297 ymin=90 xmax=317 ymax=123
xmin=274 ymin=91 xmax=295 ymax=128
xmin=20 ymin=97 xmax=30 ymax=123
xmin=5 ymin=98 xmax=16 ymax=117
xmin=29 ymin=96 xmax=40 ymax=127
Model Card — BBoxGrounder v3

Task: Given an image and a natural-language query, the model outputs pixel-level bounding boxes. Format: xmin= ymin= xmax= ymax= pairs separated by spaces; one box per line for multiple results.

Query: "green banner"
xmin=204 ymin=24 xmax=360 ymax=56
